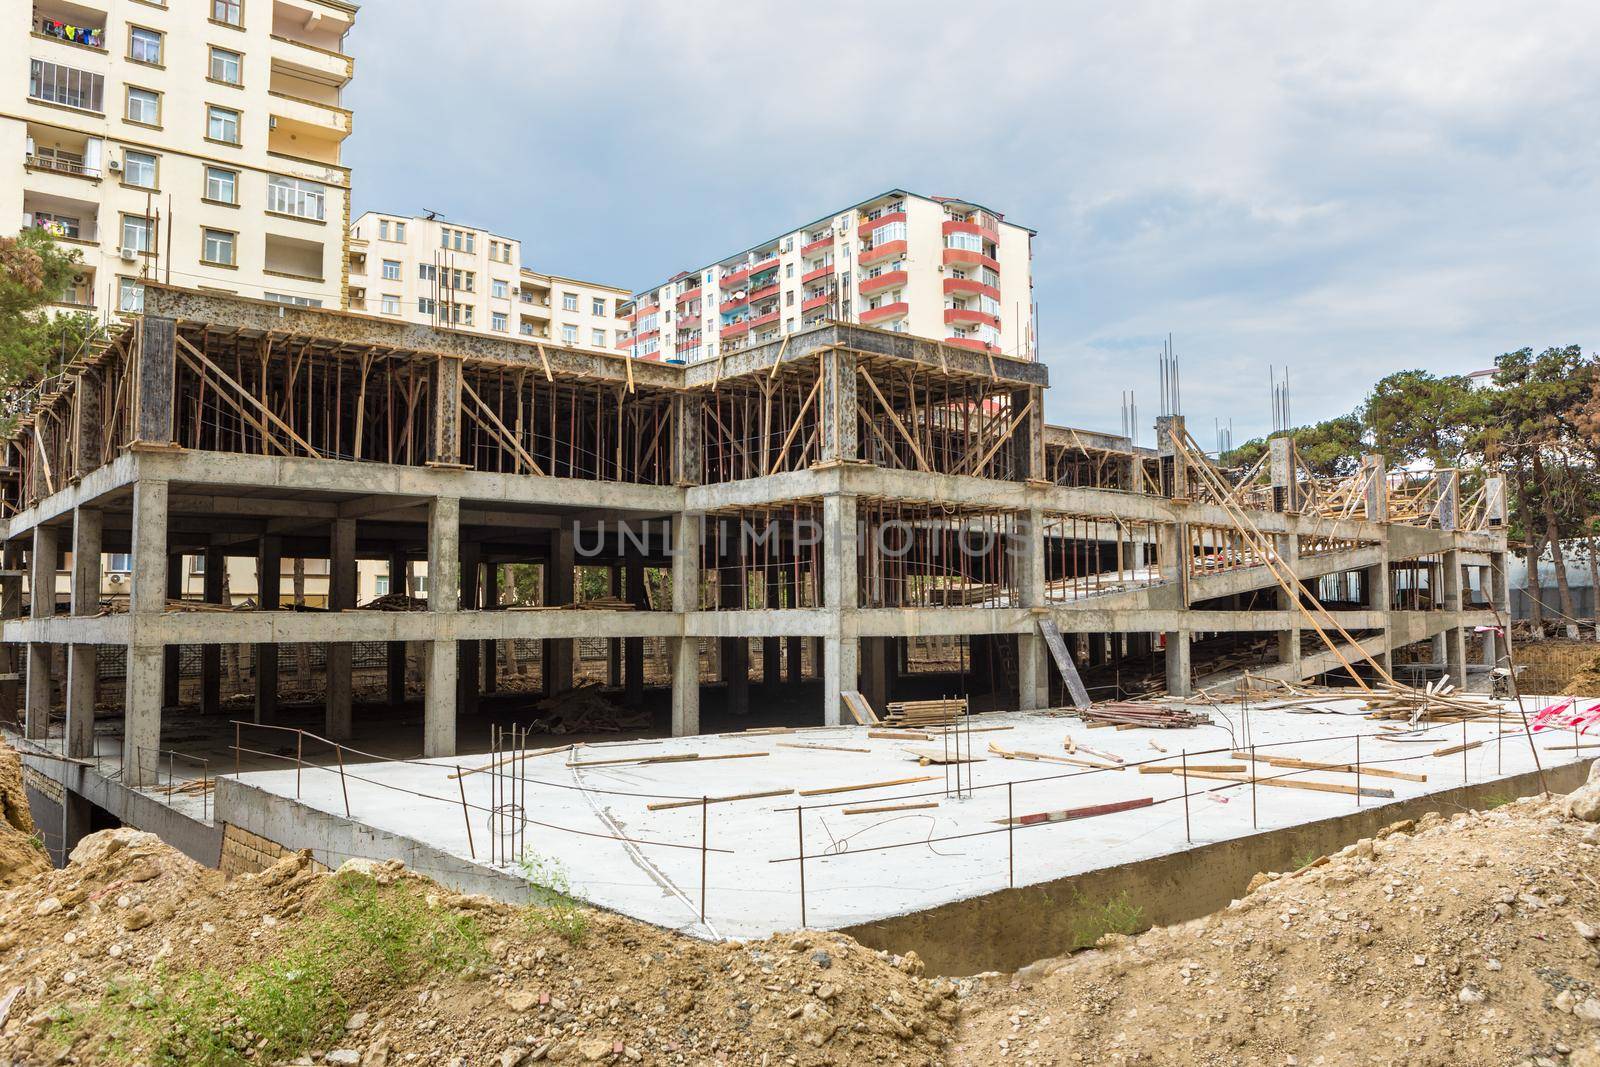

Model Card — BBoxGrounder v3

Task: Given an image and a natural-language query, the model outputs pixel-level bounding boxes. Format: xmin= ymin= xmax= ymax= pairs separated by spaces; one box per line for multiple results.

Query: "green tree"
xmin=1218 ymin=413 xmax=1366 ymax=478
xmin=0 ymin=228 xmax=92 ymax=389
xmin=1358 ymin=369 xmax=1484 ymax=469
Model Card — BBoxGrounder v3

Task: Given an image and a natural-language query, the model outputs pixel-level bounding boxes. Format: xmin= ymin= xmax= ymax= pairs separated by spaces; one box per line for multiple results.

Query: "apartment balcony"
xmin=748 ymin=282 xmax=779 ymax=303
xmin=943 ymin=247 xmax=999 ymax=272
xmin=264 ymin=233 xmax=327 ymax=283
xmin=750 ymin=256 xmax=780 ymax=276
xmin=22 ymin=191 xmax=99 ymax=248
xmin=860 ymin=302 xmax=909 ymax=325
xmin=857 ymin=211 xmax=905 ymax=240
xmin=675 ymin=285 xmax=701 ymax=306
xmin=945 ymin=308 xmax=1001 ymax=329
xmin=722 ymin=319 xmax=751 ymax=339
xmin=945 ymin=336 xmax=1000 ymax=354
xmin=32 ymin=3 xmax=109 ymax=54
xmin=718 ymin=294 xmax=747 ymax=315
xmin=747 ymin=309 xmax=779 ymax=331
xmin=801 ymin=235 xmax=833 ymax=258
xmin=944 ymin=276 xmax=1000 ymax=301
xmin=271 ymin=0 xmax=355 ymax=82
xmin=801 ymin=264 xmax=833 ymax=285
xmin=269 ymin=91 xmax=352 ymax=141
xmin=719 ymin=267 xmax=750 ymax=290
xmin=53 ymin=265 xmax=96 ymax=312
xmin=802 ymin=292 xmax=833 ymax=313
xmin=943 ymin=215 xmax=999 ymax=241
xmin=858 ymin=270 xmax=907 ymax=298
xmin=519 ymin=294 xmax=552 ymax=317
xmin=859 ymin=241 xmax=906 ymax=268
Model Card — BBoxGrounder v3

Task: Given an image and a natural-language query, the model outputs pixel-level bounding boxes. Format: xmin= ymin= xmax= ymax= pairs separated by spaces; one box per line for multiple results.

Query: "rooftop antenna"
xmin=422 ymin=208 xmax=442 ymax=221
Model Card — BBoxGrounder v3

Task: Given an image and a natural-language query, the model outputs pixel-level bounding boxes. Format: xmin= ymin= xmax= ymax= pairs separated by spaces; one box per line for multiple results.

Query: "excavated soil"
xmin=953 ymin=787 xmax=1600 ymax=1066
xmin=0 ymin=740 xmax=46 ymax=890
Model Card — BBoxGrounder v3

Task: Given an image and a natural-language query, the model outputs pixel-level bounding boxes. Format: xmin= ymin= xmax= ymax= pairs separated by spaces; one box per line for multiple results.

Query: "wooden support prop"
xmin=568 ymin=751 xmax=768 ymax=769
xmin=841 ymin=690 xmax=880 ymax=726
xmin=799 ymin=775 xmax=936 ymax=797
xmin=1230 ymin=751 xmax=1427 ymax=783
xmin=869 ymin=730 xmax=931 ymax=741
xmin=176 ymin=336 xmax=319 ymax=456
xmin=448 ymin=744 xmax=571 ymax=779
xmin=999 ymin=796 xmax=1153 ymax=827
xmin=1432 ymin=739 xmax=1484 ymax=758
xmin=843 ymin=802 xmax=939 ymax=816
xmin=534 ymin=342 xmax=553 ymax=382
xmin=777 ymin=742 xmax=872 ymax=754
xmin=1177 ymin=768 xmax=1395 ymax=799
xmin=648 ymin=788 xmax=792 ymax=812
xmin=1140 ymin=763 xmax=1247 ymax=774
xmin=1040 ymin=618 xmax=1092 ymax=709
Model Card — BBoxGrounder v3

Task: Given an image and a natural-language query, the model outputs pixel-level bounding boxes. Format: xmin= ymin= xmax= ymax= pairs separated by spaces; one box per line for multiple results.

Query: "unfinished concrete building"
xmin=1 ymin=285 xmax=1510 ymax=862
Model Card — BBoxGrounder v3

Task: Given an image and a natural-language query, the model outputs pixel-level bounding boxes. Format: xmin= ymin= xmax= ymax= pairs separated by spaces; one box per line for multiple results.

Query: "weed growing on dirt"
xmin=518 ymin=849 xmax=590 ymax=944
xmin=1067 ymin=890 xmax=1146 ymax=950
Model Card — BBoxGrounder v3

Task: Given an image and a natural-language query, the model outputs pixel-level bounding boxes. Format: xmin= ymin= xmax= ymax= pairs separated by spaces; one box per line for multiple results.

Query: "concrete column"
xmin=458 ymin=540 xmax=481 ymax=715
xmin=670 ymin=512 xmax=701 ymax=736
xmin=1444 ymin=626 xmax=1468 ymax=689
xmin=1017 ymin=506 xmax=1049 ymax=710
xmin=25 ymin=523 xmax=59 ymax=739
xmin=860 ymin=638 xmax=889 ymax=714
xmin=783 ymin=566 xmax=803 ymax=684
xmin=543 ymin=527 xmax=574 ymax=695
xmin=821 ymin=494 xmax=858 ymax=725
xmin=255 ymin=536 xmax=281 ymax=723
xmin=325 ymin=519 xmax=356 ymax=740
xmin=65 ymin=507 xmax=103 ymax=757
xmin=130 ymin=480 xmax=169 ymax=615
xmin=0 ymin=541 xmax=23 ymax=722
xmin=432 ymin=356 xmax=463 ymax=466
xmin=386 ymin=552 xmax=406 ymax=705
xmin=162 ymin=554 xmax=180 ymax=708
xmin=1010 ymin=386 xmax=1046 ymax=481
xmin=1156 ymin=415 xmax=1189 ymax=499
xmin=72 ymin=367 xmax=103 ymax=479
xmin=483 ymin=562 xmax=500 ymax=696
xmin=1276 ymin=531 xmax=1302 ymax=679
xmin=1370 ymin=547 xmax=1395 ymax=673
xmin=818 ymin=350 xmax=859 ymax=463
xmin=624 ymin=554 xmax=645 ymax=706
xmin=1269 ymin=437 xmax=1297 ymax=513
xmin=1361 ymin=454 xmax=1388 ymax=524
xmin=717 ymin=525 xmax=748 ymax=715
xmin=1164 ymin=631 xmax=1192 ymax=697
xmin=423 ymin=641 xmax=457 ymax=758
xmin=133 ymin=315 xmax=177 ymax=446
xmin=200 ymin=546 xmax=224 ymax=716
xmin=1489 ymin=549 xmax=1511 ymax=670
xmin=123 ymin=644 xmax=162 ymax=787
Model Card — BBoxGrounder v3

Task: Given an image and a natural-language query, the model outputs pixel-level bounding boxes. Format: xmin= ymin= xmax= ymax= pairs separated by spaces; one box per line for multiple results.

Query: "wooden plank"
xmin=798 ymin=775 xmax=937 ymax=797
xmin=448 ymin=744 xmax=571 ymax=779
xmin=566 ymin=752 xmax=768 ymax=769
xmin=999 ymin=796 xmax=1154 ymax=826
xmin=1176 ymin=768 xmax=1395 ymax=799
xmin=647 ymin=788 xmax=793 ymax=812
xmin=869 ymin=730 xmax=931 ymax=741
xmin=907 ymin=748 xmax=985 ymax=765
xmin=841 ymin=690 xmax=880 ymax=726
xmin=1039 ymin=618 xmax=1092 ymax=709
xmin=777 ymin=742 xmax=872 ymax=754
xmin=842 ymin=802 xmax=939 ymax=816
xmin=989 ymin=741 xmax=1122 ymax=770
xmin=1139 ymin=763 xmax=1247 ymax=774
xmin=1230 ymin=751 xmax=1427 ymax=783
xmin=1432 ymin=739 xmax=1484 ymax=758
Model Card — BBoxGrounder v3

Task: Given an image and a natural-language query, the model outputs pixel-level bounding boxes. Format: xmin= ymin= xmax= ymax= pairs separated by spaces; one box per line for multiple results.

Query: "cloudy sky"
xmin=344 ymin=2 xmax=1600 ymax=445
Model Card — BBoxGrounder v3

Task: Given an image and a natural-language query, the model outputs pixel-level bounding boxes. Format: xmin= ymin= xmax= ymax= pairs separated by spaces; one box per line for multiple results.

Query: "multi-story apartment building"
xmin=624 ymin=189 xmax=1035 ymax=364
xmin=2 ymin=0 xmax=357 ymax=318
xmin=347 ymin=211 xmax=630 ymax=352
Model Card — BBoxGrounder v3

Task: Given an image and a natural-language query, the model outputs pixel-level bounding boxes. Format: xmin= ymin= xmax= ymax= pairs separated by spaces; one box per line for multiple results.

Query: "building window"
xmin=591 ymin=297 xmax=606 ymax=316
xmin=121 ymin=215 xmax=153 ymax=253
xmin=202 ymin=228 xmax=236 ymax=266
xmin=118 ymin=278 xmax=144 ymax=313
xmin=418 ymin=297 xmax=435 ymax=316
xmin=381 ymin=294 xmax=401 ymax=315
xmin=126 ymin=87 xmax=160 ymax=126
xmin=129 ymin=27 xmax=163 ymax=65
xmin=209 ymin=47 xmax=242 ymax=85
xmin=382 ymin=259 xmax=401 ymax=281
xmin=207 ymin=105 xmax=240 ymax=144
xmin=561 ymin=324 xmax=578 ymax=344
xmin=375 ymin=575 xmax=390 ymax=596
xmin=871 ymin=220 xmax=907 ymax=246
xmin=264 ymin=292 xmax=322 ymax=308
xmin=419 ymin=263 xmax=435 ymax=281
xmin=592 ymin=328 xmax=606 ymax=348
xmin=492 ymin=279 xmax=508 ymax=299
xmin=492 ymin=312 xmax=508 ymax=332
xmin=28 ymin=60 xmax=104 ymax=113
xmin=204 ymin=166 xmax=237 ymax=204
xmin=378 ymin=219 xmax=389 ymax=240
xmin=449 ymin=270 xmax=474 ymax=293
xmin=562 ymin=292 xmax=578 ymax=312
xmin=266 ymin=176 xmax=325 ymax=220
xmin=107 ymin=553 xmax=133 ymax=574
xmin=212 ymin=0 xmax=242 ymax=26
xmin=394 ymin=222 xmax=405 ymax=241
xmin=945 ymin=231 xmax=983 ymax=253
xmin=124 ymin=151 xmax=157 ymax=189
xmin=785 ymin=263 xmax=794 ymax=278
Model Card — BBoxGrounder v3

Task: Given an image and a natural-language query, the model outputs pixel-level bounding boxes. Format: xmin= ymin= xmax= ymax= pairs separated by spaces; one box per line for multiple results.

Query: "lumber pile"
xmin=163 ymin=599 xmax=242 ymax=613
xmin=1076 ymin=701 xmax=1211 ymax=729
xmin=577 ymin=596 xmax=635 ymax=611
xmin=359 ymin=592 xmax=427 ymax=612
xmin=1361 ymin=681 xmax=1509 ymax=724
xmin=531 ymin=684 xmax=649 ymax=734
xmin=884 ymin=698 xmax=968 ymax=728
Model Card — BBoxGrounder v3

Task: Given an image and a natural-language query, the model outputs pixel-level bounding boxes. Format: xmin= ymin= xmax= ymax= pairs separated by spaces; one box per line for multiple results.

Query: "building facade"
xmin=624 ymin=190 xmax=1035 ymax=364
xmin=347 ymin=211 xmax=629 ymax=352
xmin=2 ymin=0 xmax=357 ymax=319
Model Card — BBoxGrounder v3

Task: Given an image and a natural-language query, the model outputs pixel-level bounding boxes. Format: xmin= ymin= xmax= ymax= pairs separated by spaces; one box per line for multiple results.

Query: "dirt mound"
xmin=953 ymin=785 xmax=1600 ymax=1066
xmin=0 ymin=830 xmax=954 ymax=1064
xmin=1509 ymin=638 xmax=1600 ymax=696
xmin=0 ymin=739 xmax=47 ymax=889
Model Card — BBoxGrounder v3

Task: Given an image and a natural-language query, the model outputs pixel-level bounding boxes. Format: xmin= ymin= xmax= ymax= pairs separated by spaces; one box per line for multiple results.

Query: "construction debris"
xmin=1076 ymin=701 xmax=1212 ymax=729
xmin=997 ymin=796 xmax=1153 ymax=826
xmin=531 ymin=684 xmax=649 ymax=734
xmin=883 ymin=698 xmax=968 ymax=728
xmin=357 ymin=592 xmax=427 ymax=611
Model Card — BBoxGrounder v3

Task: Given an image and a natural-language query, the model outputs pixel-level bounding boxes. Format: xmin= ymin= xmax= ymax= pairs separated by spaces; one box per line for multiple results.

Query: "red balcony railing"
xmin=860 ymin=240 xmax=906 ymax=267
xmin=858 ymin=211 xmax=905 ymax=240
xmin=860 ymin=301 xmax=908 ymax=325
xmin=750 ymin=256 xmax=780 ymax=275
xmin=858 ymin=270 xmax=907 ymax=297
xmin=945 ymin=335 xmax=1000 ymax=354
xmin=801 ymin=236 xmax=833 ymax=257
xmin=719 ymin=267 xmax=750 ymax=289
xmin=719 ymin=294 xmax=747 ymax=315
xmin=944 ymin=308 xmax=1000 ymax=329
xmin=943 ymin=248 xmax=999 ymax=272
xmin=748 ymin=282 xmax=779 ymax=303
xmin=943 ymin=216 xmax=998 ymax=241
xmin=676 ymin=286 xmax=701 ymax=305
xmin=722 ymin=319 xmax=750 ymax=338
xmin=802 ymin=292 xmax=832 ymax=312
xmin=944 ymin=277 xmax=1000 ymax=301
xmin=802 ymin=264 xmax=834 ymax=285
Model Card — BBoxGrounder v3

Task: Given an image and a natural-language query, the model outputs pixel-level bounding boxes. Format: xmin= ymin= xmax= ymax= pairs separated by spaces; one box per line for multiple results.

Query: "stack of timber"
xmin=577 ymin=596 xmax=636 ymax=611
xmin=1077 ymin=701 xmax=1212 ymax=729
xmin=927 ymin=580 xmax=1001 ymax=606
xmin=532 ymin=683 xmax=649 ymax=734
xmin=1362 ymin=681 xmax=1509 ymax=724
xmin=883 ymin=698 xmax=969 ymax=728
xmin=358 ymin=593 xmax=427 ymax=612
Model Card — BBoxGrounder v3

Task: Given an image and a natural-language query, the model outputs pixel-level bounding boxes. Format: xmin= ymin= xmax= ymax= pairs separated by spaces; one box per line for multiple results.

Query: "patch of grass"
xmin=1290 ymin=847 xmax=1324 ymax=871
xmin=1481 ymin=791 xmax=1516 ymax=810
xmin=46 ymin=870 xmax=486 ymax=1066
xmin=518 ymin=850 xmax=590 ymax=944
xmin=1067 ymin=890 xmax=1146 ymax=950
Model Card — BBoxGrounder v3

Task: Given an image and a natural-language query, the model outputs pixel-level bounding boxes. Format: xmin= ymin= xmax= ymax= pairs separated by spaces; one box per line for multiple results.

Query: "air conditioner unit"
xmin=107 ymin=158 xmax=122 ymax=172
xmin=119 ymin=247 xmax=138 ymax=262
xmin=108 ymin=573 xmax=124 ymax=585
